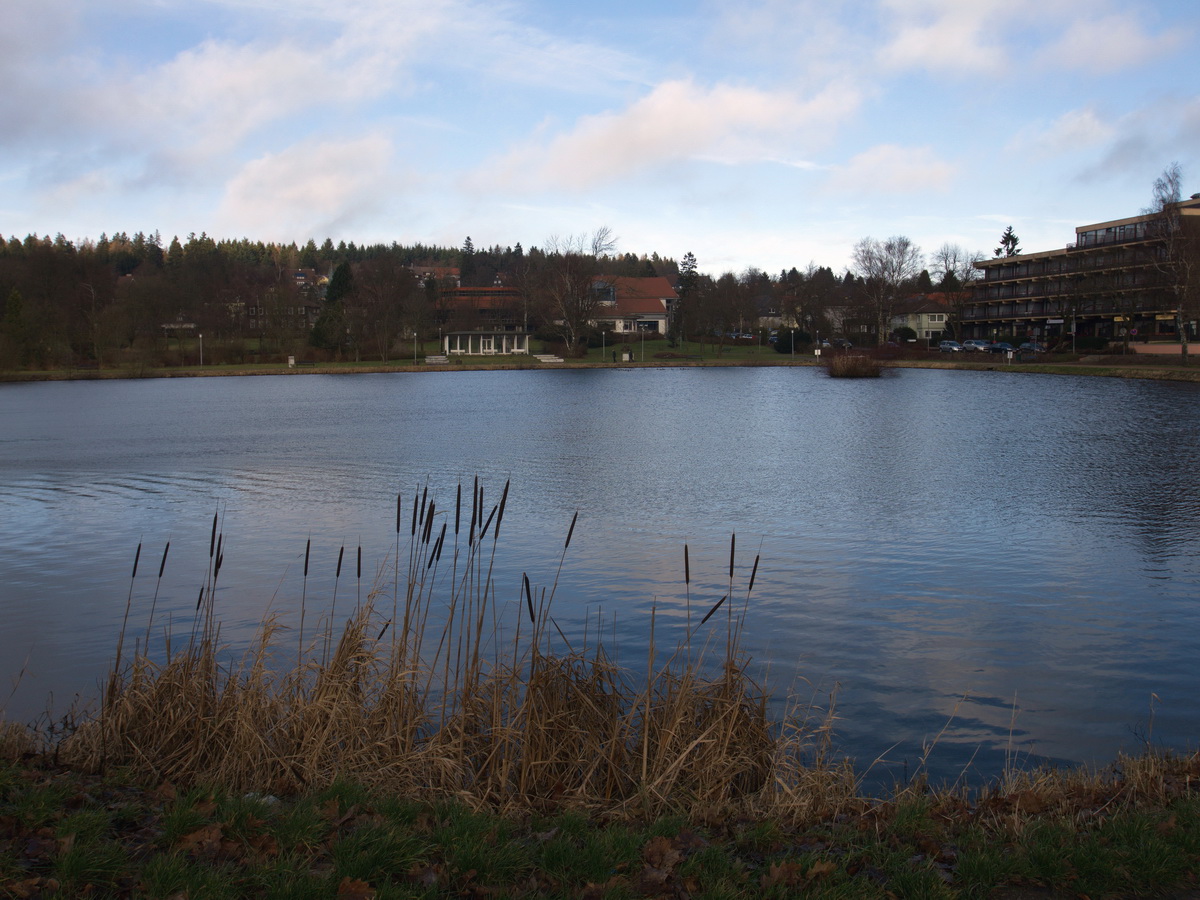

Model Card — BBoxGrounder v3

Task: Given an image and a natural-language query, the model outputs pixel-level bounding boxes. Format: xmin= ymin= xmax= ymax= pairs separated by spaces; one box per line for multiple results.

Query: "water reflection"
xmin=1 ymin=369 xmax=1198 ymax=783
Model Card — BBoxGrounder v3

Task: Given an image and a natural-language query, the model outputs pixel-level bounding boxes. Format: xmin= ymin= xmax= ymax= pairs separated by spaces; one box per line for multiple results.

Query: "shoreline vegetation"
xmin=3 ymin=485 xmax=1200 ymax=896
xmin=4 ymin=340 xmax=1200 ymax=385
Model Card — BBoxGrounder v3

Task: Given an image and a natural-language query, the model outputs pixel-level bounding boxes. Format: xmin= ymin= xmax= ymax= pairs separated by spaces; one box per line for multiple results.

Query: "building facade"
xmin=891 ymin=294 xmax=951 ymax=344
xmin=591 ymin=276 xmax=677 ymax=335
xmin=962 ymin=197 xmax=1200 ymax=345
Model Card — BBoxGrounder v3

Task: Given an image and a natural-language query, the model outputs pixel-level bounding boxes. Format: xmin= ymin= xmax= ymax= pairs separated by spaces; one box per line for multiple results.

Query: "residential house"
xmin=591 ymin=276 xmax=677 ymax=335
xmin=891 ymin=294 xmax=951 ymax=344
xmin=411 ymin=265 xmax=461 ymax=287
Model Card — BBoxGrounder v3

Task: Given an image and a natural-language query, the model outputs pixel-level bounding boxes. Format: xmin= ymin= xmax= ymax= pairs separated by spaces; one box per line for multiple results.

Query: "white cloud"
xmin=877 ymin=0 xmax=1011 ymax=73
xmin=130 ymin=40 xmax=349 ymax=160
xmin=474 ymin=78 xmax=860 ymax=192
xmin=1008 ymin=107 xmax=1116 ymax=158
xmin=875 ymin=0 xmax=1188 ymax=77
xmin=824 ymin=144 xmax=957 ymax=195
xmin=1076 ymin=96 xmax=1200 ymax=183
xmin=215 ymin=136 xmax=396 ymax=238
xmin=0 ymin=0 xmax=88 ymax=146
xmin=1034 ymin=13 xmax=1186 ymax=73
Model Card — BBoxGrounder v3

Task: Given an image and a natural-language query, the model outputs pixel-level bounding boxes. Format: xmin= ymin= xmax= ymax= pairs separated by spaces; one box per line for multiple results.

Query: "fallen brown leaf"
xmin=336 ymin=876 xmax=376 ymax=898
xmin=760 ymin=860 xmax=804 ymax=889
xmin=642 ymin=835 xmax=681 ymax=871
xmin=177 ymin=822 xmax=224 ymax=853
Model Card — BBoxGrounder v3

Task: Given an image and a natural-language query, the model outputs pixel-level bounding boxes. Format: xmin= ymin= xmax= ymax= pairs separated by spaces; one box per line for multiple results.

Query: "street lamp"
xmin=199 ymin=333 xmax=203 ymax=366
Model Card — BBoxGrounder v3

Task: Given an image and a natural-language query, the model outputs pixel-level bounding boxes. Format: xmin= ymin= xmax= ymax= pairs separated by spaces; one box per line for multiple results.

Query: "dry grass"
xmin=823 ymin=353 xmax=885 ymax=378
xmin=7 ymin=480 xmax=1196 ymax=836
xmin=50 ymin=482 xmax=853 ymax=823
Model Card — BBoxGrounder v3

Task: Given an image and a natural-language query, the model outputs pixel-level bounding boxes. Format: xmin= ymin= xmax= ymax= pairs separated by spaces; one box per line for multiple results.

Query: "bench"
xmin=425 ymin=355 xmax=449 ymax=365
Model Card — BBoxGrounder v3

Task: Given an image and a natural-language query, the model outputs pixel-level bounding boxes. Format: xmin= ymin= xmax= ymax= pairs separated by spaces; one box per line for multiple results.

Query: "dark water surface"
xmin=2 ymin=367 xmax=1198 ymax=784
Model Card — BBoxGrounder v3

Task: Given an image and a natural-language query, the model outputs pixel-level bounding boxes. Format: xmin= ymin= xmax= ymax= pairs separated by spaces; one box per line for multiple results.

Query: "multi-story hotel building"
xmin=961 ymin=195 xmax=1200 ymax=345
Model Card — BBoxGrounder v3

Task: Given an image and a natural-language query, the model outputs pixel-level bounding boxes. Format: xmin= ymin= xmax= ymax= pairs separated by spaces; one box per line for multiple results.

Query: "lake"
xmin=2 ymin=366 xmax=1198 ymax=785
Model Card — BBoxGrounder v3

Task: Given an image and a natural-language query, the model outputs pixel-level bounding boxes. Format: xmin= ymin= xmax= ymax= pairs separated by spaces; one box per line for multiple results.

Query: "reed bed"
xmin=823 ymin=353 xmax=885 ymax=378
xmin=56 ymin=481 xmax=855 ymax=823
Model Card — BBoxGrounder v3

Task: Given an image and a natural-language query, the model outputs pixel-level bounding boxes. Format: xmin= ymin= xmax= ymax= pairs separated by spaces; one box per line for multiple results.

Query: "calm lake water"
xmin=2 ymin=366 xmax=1198 ymax=785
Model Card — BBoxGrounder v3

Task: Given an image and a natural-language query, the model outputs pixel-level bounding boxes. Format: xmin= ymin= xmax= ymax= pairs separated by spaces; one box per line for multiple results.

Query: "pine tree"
xmin=994 ymin=226 xmax=1020 ymax=258
xmin=670 ymin=252 xmax=698 ymax=345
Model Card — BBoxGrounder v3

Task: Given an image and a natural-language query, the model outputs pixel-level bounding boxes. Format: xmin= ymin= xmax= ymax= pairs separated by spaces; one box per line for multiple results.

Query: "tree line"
xmin=0 ymin=225 xmax=990 ymax=369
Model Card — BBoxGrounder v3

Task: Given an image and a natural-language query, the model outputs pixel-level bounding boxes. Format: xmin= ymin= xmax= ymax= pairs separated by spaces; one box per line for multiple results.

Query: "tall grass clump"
xmin=58 ymin=483 xmax=854 ymax=823
xmin=823 ymin=353 xmax=885 ymax=378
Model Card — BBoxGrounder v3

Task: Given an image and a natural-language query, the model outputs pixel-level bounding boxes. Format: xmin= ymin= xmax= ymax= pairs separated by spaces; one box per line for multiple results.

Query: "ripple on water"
xmin=2 ymin=369 xmax=1199 ymax=781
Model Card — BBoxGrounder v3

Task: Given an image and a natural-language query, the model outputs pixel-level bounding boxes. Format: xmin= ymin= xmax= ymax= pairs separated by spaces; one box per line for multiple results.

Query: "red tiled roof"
xmin=610 ymin=296 xmax=667 ymax=316
xmin=897 ymin=293 xmax=951 ymax=313
xmin=599 ymin=275 xmax=679 ymax=301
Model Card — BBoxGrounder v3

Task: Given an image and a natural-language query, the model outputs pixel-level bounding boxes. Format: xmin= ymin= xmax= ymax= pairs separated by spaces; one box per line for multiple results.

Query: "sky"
xmin=2 ymin=0 xmax=1198 ymax=276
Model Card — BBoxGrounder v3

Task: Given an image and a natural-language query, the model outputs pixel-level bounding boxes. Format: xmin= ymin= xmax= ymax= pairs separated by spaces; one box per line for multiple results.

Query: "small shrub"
xmin=773 ymin=328 xmax=810 ymax=354
xmin=824 ymin=354 xmax=884 ymax=378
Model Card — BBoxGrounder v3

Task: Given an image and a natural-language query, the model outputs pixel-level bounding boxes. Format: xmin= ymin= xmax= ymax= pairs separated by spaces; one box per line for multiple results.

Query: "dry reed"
xmin=5 ymin=483 xmax=1199 ymax=834
xmin=56 ymin=482 xmax=852 ymax=822
xmin=823 ymin=353 xmax=885 ymax=378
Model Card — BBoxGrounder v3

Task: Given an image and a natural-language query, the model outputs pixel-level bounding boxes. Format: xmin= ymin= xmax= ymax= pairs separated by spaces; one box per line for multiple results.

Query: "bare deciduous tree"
xmin=539 ymin=227 xmax=617 ymax=353
xmin=1144 ymin=162 xmax=1198 ymax=364
xmin=354 ymin=255 xmax=418 ymax=362
xmin=852 ymin=235 xmax=922 ymax=345
xmin=931 ymin=242 xmax=983 ymax=340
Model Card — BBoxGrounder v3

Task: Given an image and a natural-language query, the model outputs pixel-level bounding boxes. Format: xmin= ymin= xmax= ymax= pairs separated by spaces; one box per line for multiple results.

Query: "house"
xmin=591 ymin=276 xmax=677 ymax=335
xmin=891 ymin=294 xmax=951 ymax=344
xmin=436 ymin=285 xmax=530 ymax=355
xmin=411 ymin=265 xmax=461 ymax=287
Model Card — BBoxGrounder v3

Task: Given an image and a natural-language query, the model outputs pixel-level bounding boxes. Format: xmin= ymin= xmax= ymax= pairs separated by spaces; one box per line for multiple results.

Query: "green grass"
xmin=4 ymin=758 xmax=1199 ymax=898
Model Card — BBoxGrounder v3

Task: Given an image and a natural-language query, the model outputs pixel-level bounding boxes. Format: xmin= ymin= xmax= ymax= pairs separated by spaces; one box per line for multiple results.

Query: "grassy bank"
xmin=6 ymin=340 xmax=1200 ymax=384
xmin=3 ymin=483 xmax=1200 ymax=896
xmin=4 ymin=750 xmax=1199 ymax=899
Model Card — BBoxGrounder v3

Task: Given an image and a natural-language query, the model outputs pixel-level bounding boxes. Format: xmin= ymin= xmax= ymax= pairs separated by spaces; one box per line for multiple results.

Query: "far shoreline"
xmin=5 ymin=349 xmax=1200 ymax=384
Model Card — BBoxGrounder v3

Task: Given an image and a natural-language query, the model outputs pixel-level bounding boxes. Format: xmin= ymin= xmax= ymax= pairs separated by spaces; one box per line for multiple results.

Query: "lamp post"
xmin=199 ymin=333 xmax=203 ymax=366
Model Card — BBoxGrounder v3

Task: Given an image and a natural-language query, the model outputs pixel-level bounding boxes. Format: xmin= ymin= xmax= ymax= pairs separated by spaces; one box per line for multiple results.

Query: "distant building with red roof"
xmin=591 ymin=275 xmax=678 ymax=334
xmin=891 ymin=293 xmax=951 ymax=343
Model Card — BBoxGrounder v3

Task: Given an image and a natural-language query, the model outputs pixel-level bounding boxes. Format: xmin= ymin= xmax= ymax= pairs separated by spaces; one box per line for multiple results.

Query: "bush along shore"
xmin=3 ymin=481 xmax=1200 ymax=898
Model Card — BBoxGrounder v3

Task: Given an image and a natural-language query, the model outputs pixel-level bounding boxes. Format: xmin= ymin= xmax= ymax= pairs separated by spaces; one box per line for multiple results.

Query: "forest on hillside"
xmin=0 ymin=230 xmax=962 ymax=369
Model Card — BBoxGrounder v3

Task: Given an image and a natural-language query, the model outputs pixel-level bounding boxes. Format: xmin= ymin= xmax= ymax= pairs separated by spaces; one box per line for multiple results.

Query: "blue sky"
xmin=2 ymin=0 xmax=1197 ymax=275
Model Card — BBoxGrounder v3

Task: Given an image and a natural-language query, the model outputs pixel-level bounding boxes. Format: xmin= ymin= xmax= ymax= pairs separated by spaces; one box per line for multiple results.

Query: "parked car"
xmin=986 ymin=342 xmax=1016 ymax=353
xmin=938 ymin=340 xmax=963 ymax=352
xmin=962 ymin=339 xmax=991 ymax=352
xmin=1019 ymin=342 xmax=1046 ymax=353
